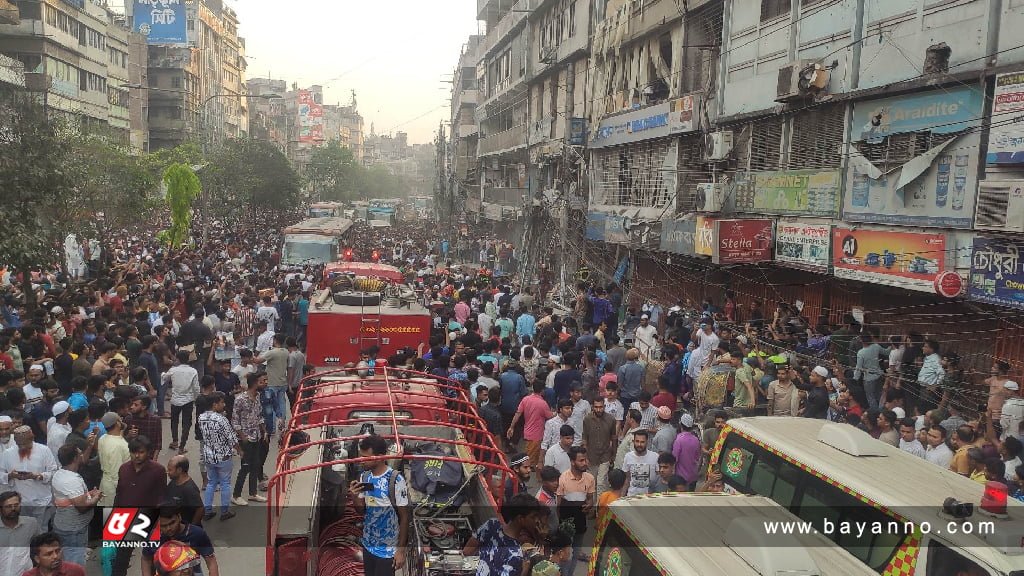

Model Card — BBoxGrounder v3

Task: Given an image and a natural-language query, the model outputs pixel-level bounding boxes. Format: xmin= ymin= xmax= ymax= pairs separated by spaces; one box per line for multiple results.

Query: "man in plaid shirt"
xmin=235 ymin=296 xmax=258 ymax=349
xmin=198 ymin=391 xmax=239 ymax=520
xmin=231 ymin=372 xmax=267 ymax=506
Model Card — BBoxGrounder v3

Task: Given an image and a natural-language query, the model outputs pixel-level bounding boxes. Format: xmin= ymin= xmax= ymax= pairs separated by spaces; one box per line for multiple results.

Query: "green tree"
xmin=159 ymin=163 xmax=201 ymax=249
xmin=307 ymin=140 xmax=361 ymax=202
xmin=0 ymin=90 xmax=85 ymax=307
xmin=201 ymin=138 xmax=300 ymax=220
xmin=75 ymin=137 xmax=160 ymax=236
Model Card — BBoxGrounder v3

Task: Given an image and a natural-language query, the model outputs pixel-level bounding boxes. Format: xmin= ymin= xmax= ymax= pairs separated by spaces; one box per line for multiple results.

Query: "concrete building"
xmin=247 ymin=76 xmax=289 ymax=151
xmin=145 ymin=0 xmax=249 ymax=151
xmin=450 ymin=35 xmax=483 ymax=218
xmin=0 ymin=0 xmax=144 ymax=144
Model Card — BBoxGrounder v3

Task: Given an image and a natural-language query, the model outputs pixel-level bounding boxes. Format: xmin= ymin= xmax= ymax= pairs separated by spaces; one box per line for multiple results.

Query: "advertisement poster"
xmin=297 ymin=90 xmax=324 ymax=143
xmin=604 ymin=214 xmax=629 ymax=244
xmin=988 ymin=72 xmax=1024 ymax=164
xmin=695 ymin=216 xmax=715 ymax=256
xmin=969 ymin=236 xmax=1024 ymax=309
xmin=713 ymin=219 xmax=774 ymax=264
xmin=133 ymin=0 xmax=188 ymax=45
xmin=832 ymin=228 xmax=946 ymax=292
xmin=775 ymin=222 xmax=831 ymax=272
xmin=736 ymin=170 xmax=841 ymax=217
xmin=660 ymin=219 xmax=697 ymax=255
xmin=668 ymin=93 xmax=700 ymax=134
xmin=590 ymin=95 xmax=699 ymax=148
xmin=845 ymin=86 xmax=984 ymax=229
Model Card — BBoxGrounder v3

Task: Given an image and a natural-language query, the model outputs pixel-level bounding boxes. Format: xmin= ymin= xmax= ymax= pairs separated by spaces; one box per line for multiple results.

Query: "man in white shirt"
xmin=541 ymin=400 xmax=578 ymax=465
xmin=622 ymin=429 xmax=659 ymax=496
xmin=0 ymin=426 xmax=58 ymax=528
xmin=46 ymin=401 xmax=72 ymax=460
xmin=256 ymin=295 xmax=280 ymax=330
xmin=633 ymin=314 xmax=658 ymax=360
xmin=51 ymin=444 xmax=100 ymax=566
xmin=924 ymin=425 xmax=953 ymax=468
xmin=898 ymin=418 xmax=925 ymax=459
xmin=543 ymin=425 xmax=574 ymax=474
xmin=917 ymin=339 xmax=945 ymax=388
xmin=567 ymin=385 xmax=590 ymax=440
xmin=255 ymin=320 xmax=275 ymax=354
xmin=1000 ymin=381 xmax=1024 ymax=441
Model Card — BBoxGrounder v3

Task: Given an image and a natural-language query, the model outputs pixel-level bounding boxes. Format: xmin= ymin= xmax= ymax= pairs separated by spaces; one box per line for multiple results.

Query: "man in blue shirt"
xmin=142 ymin=506 xmax=217 ymax=575
xmin=350 ymin=434 xmax=410 ymax=576
xmin=515 ymin=307 xmax=536 ymax=345
xmin=296 ymin=291 xmax=310 ymax=348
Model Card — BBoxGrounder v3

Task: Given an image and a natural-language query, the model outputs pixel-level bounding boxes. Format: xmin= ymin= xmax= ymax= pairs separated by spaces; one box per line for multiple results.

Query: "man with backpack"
xmin=349 ymin=434 xmax=410 ymax=576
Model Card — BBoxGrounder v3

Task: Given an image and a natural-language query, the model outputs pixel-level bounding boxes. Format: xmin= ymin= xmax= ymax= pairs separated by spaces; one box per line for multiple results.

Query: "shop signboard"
xmin=712 ymin=219 xmax=774 ymax=264
xmin=775 ymin=221 xmax=831 ymax=272
xmin=695 ymin=216 xmax=715 ymax=256
xmin=832 ymin=228 xmax=946 ymax=293
xmin=659 ymin=218 xmax=697 ymax=255
xmin=132 ymin=0 xmax=188 ymax=45
xmin=604 ymin=214 xmax=629 ymax=244
xmin=969 ymin=236 xmax=1024 ymax=309
xmin=845 ymin=87 xmax=984 ymax=229
xmin=736 ymin=170 xmax=842 ymax=217
xmin=589 ymin=93 xmax=700 ymax=149
xmin=988 ymin=72 xmax=1024 ymax=164
xmin=569 ymin=118 xmax=587 ymax=145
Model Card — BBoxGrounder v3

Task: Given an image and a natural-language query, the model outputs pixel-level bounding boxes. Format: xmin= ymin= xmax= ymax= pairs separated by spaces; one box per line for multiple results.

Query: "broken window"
xmin=591 ymin=140 xmax=678 ymax=209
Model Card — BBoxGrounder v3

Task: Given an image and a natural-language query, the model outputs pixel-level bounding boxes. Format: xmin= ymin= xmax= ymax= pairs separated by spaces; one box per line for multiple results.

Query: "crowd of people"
xmin=0 ymin=207 xmax=1018 ymax=576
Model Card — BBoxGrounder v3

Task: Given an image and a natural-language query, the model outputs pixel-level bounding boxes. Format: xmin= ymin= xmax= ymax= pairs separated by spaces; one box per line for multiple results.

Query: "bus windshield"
xmin=283 ymin=238 xmax=336 ymax=265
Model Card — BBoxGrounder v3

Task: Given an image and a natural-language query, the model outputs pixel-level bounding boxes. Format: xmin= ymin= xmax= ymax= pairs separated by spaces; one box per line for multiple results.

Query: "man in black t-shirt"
xmin=165 ymin=455 xmax=205 ymax=526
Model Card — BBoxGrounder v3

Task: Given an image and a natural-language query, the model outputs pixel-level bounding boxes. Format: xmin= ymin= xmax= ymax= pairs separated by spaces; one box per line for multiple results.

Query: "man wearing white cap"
xmin=46 ymin=401 xmax=72 ymax=459
xmin=23 ymin=365 xmax=45 ymax=406
xmin=999 ymin=381 xmax=1024 ymax=442
xmin=0 ymin=425 xmax=57 ymax=528
xmin=633 ymin=314 xmax=658 ymax=360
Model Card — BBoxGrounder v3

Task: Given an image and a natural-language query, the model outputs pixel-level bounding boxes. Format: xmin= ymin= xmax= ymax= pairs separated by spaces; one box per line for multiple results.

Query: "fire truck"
xmin=305 ymin=264 xmax=430 ymax=367
xmin=266 ymin=367 xmax=512 ymax=576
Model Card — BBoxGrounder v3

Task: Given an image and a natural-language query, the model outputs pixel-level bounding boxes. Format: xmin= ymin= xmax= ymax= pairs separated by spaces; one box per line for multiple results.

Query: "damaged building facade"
xmin=450 ymin=0 xmax=1024 ymax=361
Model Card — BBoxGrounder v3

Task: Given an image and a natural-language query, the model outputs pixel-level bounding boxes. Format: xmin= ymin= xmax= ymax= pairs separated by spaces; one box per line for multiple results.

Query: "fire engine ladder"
xmin=358 ymin=296 xmax=383 ymax=352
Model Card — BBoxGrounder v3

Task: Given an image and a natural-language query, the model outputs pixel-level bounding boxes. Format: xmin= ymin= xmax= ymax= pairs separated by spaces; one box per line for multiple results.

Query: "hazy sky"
xmin=233 ymin=0 xmax=481 ymax=145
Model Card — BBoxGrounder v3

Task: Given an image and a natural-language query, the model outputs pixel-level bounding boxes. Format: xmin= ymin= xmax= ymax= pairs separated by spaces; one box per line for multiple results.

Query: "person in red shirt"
xmin=651 ymin=381 xmax=677 ymax=412
xmin=508 ymin=380 xmax=553 ymax=476
xmin=22 ymin=532 xmax=87 ymax=576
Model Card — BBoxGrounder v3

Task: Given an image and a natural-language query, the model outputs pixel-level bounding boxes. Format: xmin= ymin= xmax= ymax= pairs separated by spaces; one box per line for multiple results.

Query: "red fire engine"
xmin=267 ymin=367 xmax=512 ymax=576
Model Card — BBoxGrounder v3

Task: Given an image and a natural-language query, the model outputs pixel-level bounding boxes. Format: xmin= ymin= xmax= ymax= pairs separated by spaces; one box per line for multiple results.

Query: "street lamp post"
xmin=121 ymin=84 xmax=281 ymax=244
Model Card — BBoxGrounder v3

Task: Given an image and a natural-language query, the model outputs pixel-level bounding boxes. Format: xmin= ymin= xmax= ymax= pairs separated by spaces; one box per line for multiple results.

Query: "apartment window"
xmin=108 ymin=87 xmax=129 ymax=108
xmin=569 ymin=1 xmax=576 ymax=37
xmin=801 ymin=0 xmax=830 ymax=5
xmin=44 ymin=3 xmax=56 ymax=25
xmin=187 ymin=19 xmax=195 ymax=31
xmin=79 ymin=69 xmax=87 ymax=91
xmin=172 ymin=76 xmax=181 ymax=88
xmin=14 ymin=1 xmax=41 ymax=20
xmin=171 ymin=107 xmax=183 ymax=120
xmin=761 ymin=0 xmax=791 ymax=21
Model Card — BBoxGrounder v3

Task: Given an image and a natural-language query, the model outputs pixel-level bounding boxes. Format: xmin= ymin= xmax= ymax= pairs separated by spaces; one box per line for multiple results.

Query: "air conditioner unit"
xmin=976 ymin=181 xmax=1024 ymax=233
xmin=704 ymin=131 xmax=733 ymax=162
xmin=695 ymin=182 xmax=725 ymax=213
xmin=776 ymin=60 xmax=827 ymax=102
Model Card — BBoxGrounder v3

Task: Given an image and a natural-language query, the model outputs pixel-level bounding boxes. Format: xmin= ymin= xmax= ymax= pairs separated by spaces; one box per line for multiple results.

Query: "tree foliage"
xmin=201 ymin=138 xmax=301 ymax=219
xmin=75 ymin=136 xmax=160 ymax=235
xmin=159 ymin=163 xmax=201 ymax=249
xmin=307 ymin=141 xmax=360 ymax=202
xmin=0 ymin=90 xmax=85 ymax=301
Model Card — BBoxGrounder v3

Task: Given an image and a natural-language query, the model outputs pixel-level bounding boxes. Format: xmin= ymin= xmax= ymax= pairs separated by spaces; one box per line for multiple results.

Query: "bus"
xmin=709 ymin=417 xmax=1024 ymax=576
xmin=308 ymin=202 xmax=344 ymax=218
xmin=590 ymin=492 xmax=877 ymax=576
xmin=280 ymin=217 xmax=353 ymax=266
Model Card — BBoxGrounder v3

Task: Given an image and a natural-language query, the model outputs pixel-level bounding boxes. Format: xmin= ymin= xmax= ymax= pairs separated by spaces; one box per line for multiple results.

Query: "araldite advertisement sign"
xmin=832 ymin=228 xmax=946 ymax=292
xmin=712 ymin=219 xmax=774 ymax=264
xmin=103 ymin=508 xmax=160 ymax=549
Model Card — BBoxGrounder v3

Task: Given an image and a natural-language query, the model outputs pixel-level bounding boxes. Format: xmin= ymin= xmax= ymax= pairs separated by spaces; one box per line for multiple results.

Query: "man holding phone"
xmin=348 ymin=434 xmax=410 ymax=576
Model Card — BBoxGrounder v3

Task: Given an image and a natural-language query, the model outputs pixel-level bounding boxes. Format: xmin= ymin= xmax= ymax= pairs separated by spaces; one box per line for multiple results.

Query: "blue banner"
xmin=133 ymin=0 xmax=188 ymax=45
xmin=585 ymin=212 xmax=606 ymax=241
xmin=969 ymin=236 xmax=1024 ymax=310
xmin=852 ymin=86 xmax=983 ymax=143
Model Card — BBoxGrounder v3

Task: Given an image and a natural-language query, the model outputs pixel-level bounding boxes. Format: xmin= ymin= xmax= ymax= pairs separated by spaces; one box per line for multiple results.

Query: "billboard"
xmin=987 ymin=72 xmax=1024 ymax=164
xmin=132 ymin=0 xmax=188 ymax=46
xmin=736 ymin=170 xmax=842 ymax=217
xmin=660 ymin=219 xmax=697 ymax=255
xmin=845 ymin=87 xmax=984 ymax=229
xmin=695 ymin=216 xmax=714 ymax=256
xmin=832 ymin=228 xmax=946 ymax=292
xmin=712 ymin=219 xmax=774 ymax=264
xmin=589 ymin=93 xmax=700 ymax=148
xmin=969 ymin=236 xmax=1024 ymax=309
xmin=604 ymin=214 xmax=629 ymax=244
xmin=775 ymin=221 xmax=830 ymax=272
xmin=297 ymin=90 xmax=324 ymax=144
xmin=585 ymin=212 xmax=606 ymax=241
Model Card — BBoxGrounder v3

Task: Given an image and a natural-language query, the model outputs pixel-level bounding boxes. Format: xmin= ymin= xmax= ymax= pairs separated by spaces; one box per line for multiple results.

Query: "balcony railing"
xmin=480 ymin=0 xmax=531 ymax=57
xmin=478 ymin=124 xmax=528 ymax=157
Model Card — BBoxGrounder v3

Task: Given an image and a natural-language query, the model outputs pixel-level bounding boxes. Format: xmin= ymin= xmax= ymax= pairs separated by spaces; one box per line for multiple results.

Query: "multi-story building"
xmin=450 ymin=35 xmax=483 ymax=218
xmin=145 ymin=0 xmax=249 ymax=151
xmin=475 ymin=0 xmax=532 ymax=233
xmin=247 ymin=76 xmax=288 ymax=151
xmin=0 ymin=0 xmax=144 ymax=145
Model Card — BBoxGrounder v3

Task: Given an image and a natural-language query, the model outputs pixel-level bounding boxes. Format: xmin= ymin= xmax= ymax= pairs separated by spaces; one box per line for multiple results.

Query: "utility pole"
xmin=560 ymin=60 xmax=576 ymax=305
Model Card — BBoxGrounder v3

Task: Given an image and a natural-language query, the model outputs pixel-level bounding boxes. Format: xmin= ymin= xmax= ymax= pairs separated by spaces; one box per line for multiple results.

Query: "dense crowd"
xmin=0 ymin=211 xmax=1018 ymax=576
